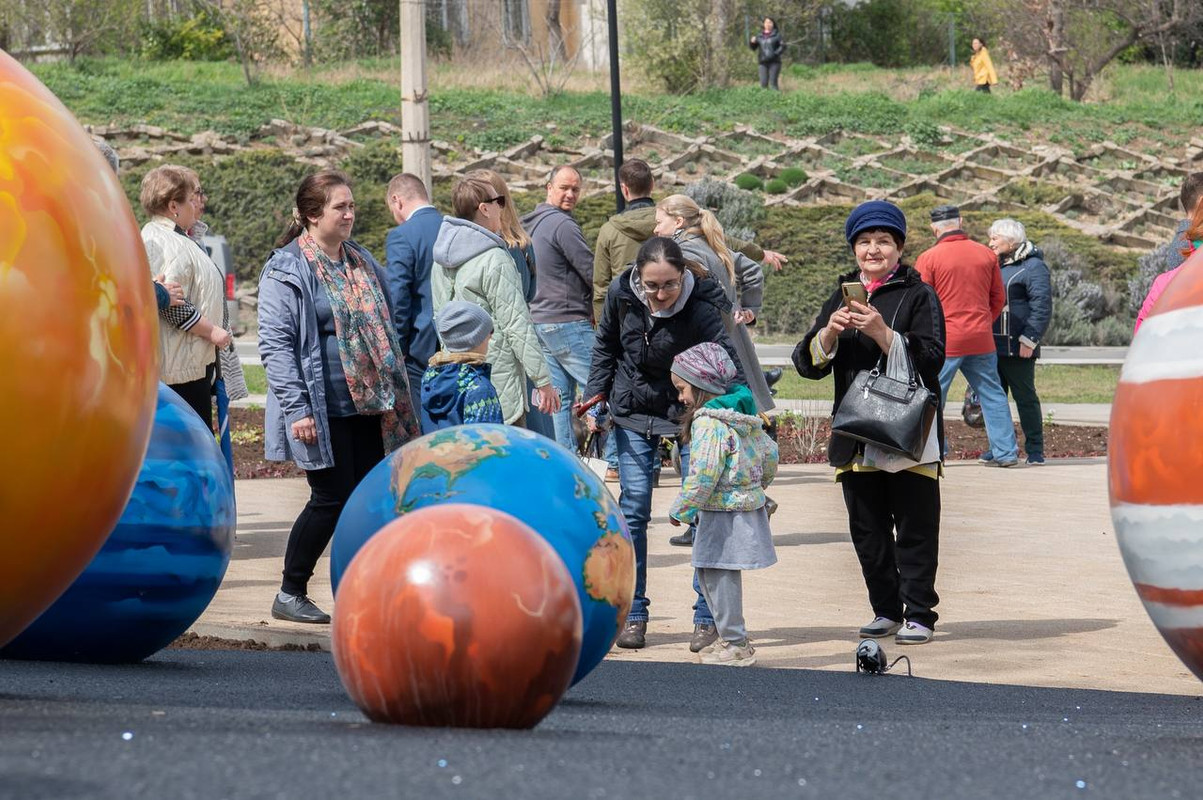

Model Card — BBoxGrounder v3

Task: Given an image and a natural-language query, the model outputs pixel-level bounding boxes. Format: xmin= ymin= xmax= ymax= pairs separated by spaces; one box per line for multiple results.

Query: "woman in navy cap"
xmin=791 ymin=200 xmax=947 ymax=645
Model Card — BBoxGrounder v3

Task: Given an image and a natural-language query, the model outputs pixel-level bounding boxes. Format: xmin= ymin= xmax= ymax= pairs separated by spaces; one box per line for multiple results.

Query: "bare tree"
xmin=189 ymin=0 xmax=278 ymax=86
xmin=494 ymin=6 xmax=591 ymax=97
xmin=545 ymin=0 xmax=566 ymax=61
xmin=1021 ymin=0 xmax=1191 ymax=100
xmin=0 ymin=0 xmax=141 ymax=62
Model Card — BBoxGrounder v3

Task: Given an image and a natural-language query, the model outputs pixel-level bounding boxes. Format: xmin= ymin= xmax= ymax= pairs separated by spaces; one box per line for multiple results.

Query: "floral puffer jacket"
xmin=669 ymin=390 xmax=778 ymax=524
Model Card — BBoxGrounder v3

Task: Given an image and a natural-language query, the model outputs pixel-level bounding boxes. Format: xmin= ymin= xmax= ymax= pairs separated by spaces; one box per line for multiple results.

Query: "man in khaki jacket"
xmin=592 ymin=160 xmax=789 ymax=321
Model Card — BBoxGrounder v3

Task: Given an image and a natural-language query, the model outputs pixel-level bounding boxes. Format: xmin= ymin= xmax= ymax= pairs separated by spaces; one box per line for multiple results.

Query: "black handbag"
xmin=830 ymin=296 xmax=937 ymax=462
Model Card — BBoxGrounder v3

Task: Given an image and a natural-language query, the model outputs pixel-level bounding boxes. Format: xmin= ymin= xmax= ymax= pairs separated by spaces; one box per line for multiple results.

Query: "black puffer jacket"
xmin=751 ymin=29 xmax=785 ymax=64
xmin=793 ymin=264 xmax=946 ymax=467
xmin=587 ymin=267 xmax=740 ymax=437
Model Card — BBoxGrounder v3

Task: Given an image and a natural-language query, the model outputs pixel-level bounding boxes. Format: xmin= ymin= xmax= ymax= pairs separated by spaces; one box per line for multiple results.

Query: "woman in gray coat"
xmin=258 ymin=170 xmax=420 ymax=624
xmin=654 ymin=194 xmax=774 ymax=412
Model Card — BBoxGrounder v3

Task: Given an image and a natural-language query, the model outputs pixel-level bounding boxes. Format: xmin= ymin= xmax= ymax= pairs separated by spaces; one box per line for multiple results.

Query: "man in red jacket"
xmin=916 ymin=205 xmax=1019 ymax=466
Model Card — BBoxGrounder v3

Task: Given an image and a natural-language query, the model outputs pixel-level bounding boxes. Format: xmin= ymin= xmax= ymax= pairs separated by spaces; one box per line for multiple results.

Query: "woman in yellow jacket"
xmin=971 ymin=37 xmax=998 ymax=93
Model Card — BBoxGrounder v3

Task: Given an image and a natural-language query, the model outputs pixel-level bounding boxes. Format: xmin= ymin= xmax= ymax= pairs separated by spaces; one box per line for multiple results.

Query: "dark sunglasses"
xmin=484 ymin=195 xmax=507 ymax=209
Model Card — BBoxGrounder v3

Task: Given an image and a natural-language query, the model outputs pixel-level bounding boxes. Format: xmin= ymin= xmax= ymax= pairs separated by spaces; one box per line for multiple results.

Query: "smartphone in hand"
xmin=841 ymin=281 xmax=868 ymax=309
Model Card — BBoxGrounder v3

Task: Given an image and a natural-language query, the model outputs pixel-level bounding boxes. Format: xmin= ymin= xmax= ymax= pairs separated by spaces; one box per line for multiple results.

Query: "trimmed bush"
xmin=734 ymin=173 xmax=764 ymax=191
xmin=779 ymin=167 xmax=808 ymax=187
xmin=765 ymin=178 xmax=789 ymax=194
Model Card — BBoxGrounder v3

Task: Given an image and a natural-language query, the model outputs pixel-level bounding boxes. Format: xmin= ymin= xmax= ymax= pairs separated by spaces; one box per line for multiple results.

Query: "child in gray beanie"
xmin=668 ymin=342 xmax=778 ymax=667
xmin=420 ymin=301 xmax=503 ymax=430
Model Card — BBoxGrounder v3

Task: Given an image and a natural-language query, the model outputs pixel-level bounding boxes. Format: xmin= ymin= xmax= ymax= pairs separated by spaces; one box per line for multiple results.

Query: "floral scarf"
xmin=298 ymin=231 xmax=419 ymax=452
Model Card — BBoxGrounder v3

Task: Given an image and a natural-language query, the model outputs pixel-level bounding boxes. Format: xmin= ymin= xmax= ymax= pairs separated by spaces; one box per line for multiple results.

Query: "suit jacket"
xmin=385 ymin=206 xmax=443 ymax=375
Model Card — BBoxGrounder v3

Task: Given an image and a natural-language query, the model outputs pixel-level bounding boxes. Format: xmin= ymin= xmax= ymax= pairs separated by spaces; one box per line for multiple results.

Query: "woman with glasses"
xmin=140 ymin=164 xmax=232 ymax=428
xmin=431 ymin=176 xmax=559 ymax=425
xmin=583 ymin=236 xmax=741 ymax=650
xmin=258 ymin=169 xmax=421 ymax=624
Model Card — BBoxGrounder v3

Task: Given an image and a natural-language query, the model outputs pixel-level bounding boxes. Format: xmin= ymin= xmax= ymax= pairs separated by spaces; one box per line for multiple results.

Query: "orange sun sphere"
xmin=0 ymin=52 xmax=159 ymax=647
xmin=333 ymin=504 xmax=583 ymax=728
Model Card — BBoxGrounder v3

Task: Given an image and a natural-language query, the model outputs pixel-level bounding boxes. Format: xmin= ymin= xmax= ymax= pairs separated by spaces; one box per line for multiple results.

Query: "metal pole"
xmin=606 ymin=0 xmax=624 ymax=213
xmin=400 ymin=0 xmax=432 ymax=195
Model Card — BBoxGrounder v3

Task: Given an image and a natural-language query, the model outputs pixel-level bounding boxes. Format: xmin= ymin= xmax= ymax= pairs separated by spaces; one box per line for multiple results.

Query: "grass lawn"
xmin=773 ymin=364 xmax=1118 ymax=404
xmin=243 ymin=362 xmax=1118 ymax=404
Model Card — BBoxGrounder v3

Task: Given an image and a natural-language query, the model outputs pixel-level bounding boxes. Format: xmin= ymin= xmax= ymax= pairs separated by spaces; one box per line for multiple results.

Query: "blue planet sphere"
xmin=330 ymin=424 xmax=634 ymax=685
xmin=1 ymin=384 xmax=236 ymax=663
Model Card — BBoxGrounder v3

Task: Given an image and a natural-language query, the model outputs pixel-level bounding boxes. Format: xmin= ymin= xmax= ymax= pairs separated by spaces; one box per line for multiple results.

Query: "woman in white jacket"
xmin=140 ymin=165 xmax=230 ymax=428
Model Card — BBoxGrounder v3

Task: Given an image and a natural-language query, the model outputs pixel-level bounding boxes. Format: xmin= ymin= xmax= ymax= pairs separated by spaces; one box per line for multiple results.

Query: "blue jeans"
xmin=534 ymin=320 xmax=594 ymax=453
xmin=939 ymin=352 xmax=1018 ymax=461
xmin=613 ymin=425 xmax=658 ymax=622
xmin=676 ymin=443 xmax=713 ymax=626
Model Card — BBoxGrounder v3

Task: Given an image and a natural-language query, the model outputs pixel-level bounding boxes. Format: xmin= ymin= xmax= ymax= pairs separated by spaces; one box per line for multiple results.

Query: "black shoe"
xmin=615 ymin=619 xmax=647 ymax=649
xmin=763 ymin=367 xmax=783 ymax=387
xmin=689 ymin=622 xmax=719 ymax=653
xmin=271 ymin=592 xmax=331 ymax=624
xmin=669 ymin=525 xmax=695 ymax=547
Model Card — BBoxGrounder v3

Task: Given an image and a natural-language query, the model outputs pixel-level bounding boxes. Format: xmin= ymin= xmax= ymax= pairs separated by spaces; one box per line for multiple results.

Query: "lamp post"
xmin=606 ymin=0 xmax=624 ymax=213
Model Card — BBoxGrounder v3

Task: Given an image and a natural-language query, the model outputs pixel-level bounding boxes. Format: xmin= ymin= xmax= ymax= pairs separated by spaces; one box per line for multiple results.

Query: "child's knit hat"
xmin=671 ymin=342 xmax=737 ymax=395
xmin=436 ymin=300 xmax=493 ymax=352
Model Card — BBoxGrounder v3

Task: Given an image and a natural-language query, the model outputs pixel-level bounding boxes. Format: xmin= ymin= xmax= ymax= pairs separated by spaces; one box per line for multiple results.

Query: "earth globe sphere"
xmin=330 ymin=424 xmax=634 ymax=685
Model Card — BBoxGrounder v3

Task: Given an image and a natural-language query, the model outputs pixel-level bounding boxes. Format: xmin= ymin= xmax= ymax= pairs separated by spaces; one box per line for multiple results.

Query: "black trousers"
xmin=996 ymin=355 xmax=1044 ymax=458
xmin=281 ymin=414 xmax=384 ymax=596
xmin=840 ymin=469 xmax=941 ymax=629
xmin=759 ymin=60 xmax=781 ymax=90
xmin=169 ymin=363 xmax=216 ymax=431
xmin=975 ymin=83 xmax=991 ymax=93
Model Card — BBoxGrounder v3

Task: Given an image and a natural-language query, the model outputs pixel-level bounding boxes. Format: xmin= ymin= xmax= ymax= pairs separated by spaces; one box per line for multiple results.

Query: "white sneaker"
xmin=858 ymin=616 xmax=902 ymax=638
xmin=701 ymin=639 xmax=757 ymax=667
xmin=895 ymin=621 xmax=934 ymax=645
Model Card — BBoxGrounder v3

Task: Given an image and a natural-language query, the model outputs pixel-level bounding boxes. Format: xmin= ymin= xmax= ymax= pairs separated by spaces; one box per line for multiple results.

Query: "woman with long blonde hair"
xmin=653 ymin=193 xmax=774 ymax=412
xmin=467 ymin=169 xmax=536 ymax=304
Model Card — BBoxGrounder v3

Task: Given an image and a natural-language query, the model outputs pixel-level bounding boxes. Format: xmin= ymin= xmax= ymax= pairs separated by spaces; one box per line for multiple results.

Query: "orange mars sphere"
xmin=0 ymin=52 xmax=159 ymax=646
xmin=1110 ymin=247 xmax=1203 ymax=682
xmin=333 ymin=504 xmax=583 ymax=728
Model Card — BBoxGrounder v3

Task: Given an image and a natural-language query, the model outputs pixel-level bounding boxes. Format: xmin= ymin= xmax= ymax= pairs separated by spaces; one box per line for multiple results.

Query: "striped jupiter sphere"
xmin=1110 ymin=247 xmax=1203 ymax=682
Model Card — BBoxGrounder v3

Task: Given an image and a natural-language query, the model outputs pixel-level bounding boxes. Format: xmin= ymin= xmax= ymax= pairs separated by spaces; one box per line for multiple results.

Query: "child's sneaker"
xmin=701 ymin=639 xmax=757 ymax=667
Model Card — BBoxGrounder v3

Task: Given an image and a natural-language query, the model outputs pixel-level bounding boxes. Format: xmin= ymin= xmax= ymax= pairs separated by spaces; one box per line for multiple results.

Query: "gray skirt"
xmin=691 ymin=506 xmax=777 ymax=570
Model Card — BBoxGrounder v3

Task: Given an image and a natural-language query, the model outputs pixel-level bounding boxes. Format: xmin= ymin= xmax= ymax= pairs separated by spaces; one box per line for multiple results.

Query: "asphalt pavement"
xmin=2 ymin=650 xmax=1200 ymax=800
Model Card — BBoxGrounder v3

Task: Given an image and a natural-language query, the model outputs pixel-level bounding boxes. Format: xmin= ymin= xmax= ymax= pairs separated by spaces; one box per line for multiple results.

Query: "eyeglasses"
xmin=484 ymin=195 xmax=507 ymax=208
xmin=641 ymin=280 xmax=682 ymax=295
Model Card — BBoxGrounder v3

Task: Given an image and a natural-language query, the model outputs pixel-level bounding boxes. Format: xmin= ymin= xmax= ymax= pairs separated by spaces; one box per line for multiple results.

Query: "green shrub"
xmin=779 ymin=167 xmax=808 ymax=187
xmin=765 ymin=178 xmax=789 ymax=194
xmin=734 ymin=173 xmax=764 ymax=191
xmin=683 ymin=178 xmax=766 ymax=243
xmin=141 ymin=12 xmax=234 ymax=62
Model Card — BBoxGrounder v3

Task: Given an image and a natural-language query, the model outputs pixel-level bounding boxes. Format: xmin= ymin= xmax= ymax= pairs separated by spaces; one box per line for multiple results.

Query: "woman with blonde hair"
xmin=653 ymin=193 xmax=774 ymax=412
xmin=140 ymin=164 xmax=231 ymax=428
xmin=467 ymin=169 xmax=536 ymax=304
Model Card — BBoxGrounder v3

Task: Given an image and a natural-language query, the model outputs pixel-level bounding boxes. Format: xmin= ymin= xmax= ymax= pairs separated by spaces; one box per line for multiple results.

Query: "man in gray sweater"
xmin=521 ymin=166 xmax=596 ymax=454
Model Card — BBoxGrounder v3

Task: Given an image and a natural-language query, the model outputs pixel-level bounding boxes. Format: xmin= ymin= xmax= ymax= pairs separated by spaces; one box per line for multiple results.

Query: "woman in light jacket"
xmin=653 ymin=193 xmax=774 ymax=413
xmin=258 ymin=170 xmax=420 ymax=624
xmin=140 ymin=164 xmax=231 ymax=428
xmin=431 ymin=176 xmax=559 ymax=425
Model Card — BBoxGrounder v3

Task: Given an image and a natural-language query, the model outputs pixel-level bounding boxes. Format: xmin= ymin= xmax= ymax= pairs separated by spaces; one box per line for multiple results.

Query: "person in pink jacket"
xmin=1136 ymin=202 xmax=1203 ymax=332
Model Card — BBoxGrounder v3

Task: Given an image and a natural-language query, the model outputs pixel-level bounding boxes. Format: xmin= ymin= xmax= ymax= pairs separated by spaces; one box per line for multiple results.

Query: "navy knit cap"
xmin=844 ymin=200 xmax=907 ymax=246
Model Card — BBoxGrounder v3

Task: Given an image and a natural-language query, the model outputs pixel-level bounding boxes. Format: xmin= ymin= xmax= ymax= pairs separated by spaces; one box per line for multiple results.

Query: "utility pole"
xmin=947 ymin=14 xmax=956 ymax=68
xmin=606 ymin=0 xmax=624 ymax=213
xmin=400 ymin=0 xmax=432 ymax=194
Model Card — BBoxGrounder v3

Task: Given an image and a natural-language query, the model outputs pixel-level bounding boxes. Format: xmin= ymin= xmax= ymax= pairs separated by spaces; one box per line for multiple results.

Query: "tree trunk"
xmin=546 ymin=0 xmax=566 ymax=61
xmin=1047 ymin=0 xmax=1065 ymax=96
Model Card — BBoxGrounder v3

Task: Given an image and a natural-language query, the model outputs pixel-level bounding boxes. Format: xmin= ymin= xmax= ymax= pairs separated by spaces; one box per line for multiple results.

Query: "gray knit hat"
xmin=671 ymin=342 xmax=737 ymax=395
xmin=435 ymin=300 xmax=493 ymax=352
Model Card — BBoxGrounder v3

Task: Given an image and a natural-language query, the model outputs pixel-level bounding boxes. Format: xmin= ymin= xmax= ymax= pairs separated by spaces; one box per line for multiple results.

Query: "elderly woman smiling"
xmin=792 ymin=200 xmax=946 ymax=646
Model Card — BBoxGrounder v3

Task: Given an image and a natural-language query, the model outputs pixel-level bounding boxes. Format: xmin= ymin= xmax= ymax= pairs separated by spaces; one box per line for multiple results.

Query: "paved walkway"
xmin=192 ymin=457 xmax=1201 ymax=698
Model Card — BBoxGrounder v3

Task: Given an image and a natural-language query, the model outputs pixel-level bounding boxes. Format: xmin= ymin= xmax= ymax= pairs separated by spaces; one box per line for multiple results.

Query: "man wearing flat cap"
xmin=915 ymin=205 xmax=1019 ymax=466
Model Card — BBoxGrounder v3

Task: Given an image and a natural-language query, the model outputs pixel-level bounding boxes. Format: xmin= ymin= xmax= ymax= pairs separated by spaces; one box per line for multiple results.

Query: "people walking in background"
xmin=584 ymin=236 xmax=741 ymax=651
xmin=140 ymin=164 xmax=231 ymax=429
xmin=385 ymin=172 xmax=443 ymax=419
xmin=421 ymin=300 xmax=504 ymax=431
xmin=433 ymin=176 xmax=559 ymax=425
xmin=793 ymin=200 xmax=945 ymax=646
xmin=970 ymin=37 xmax=998 ymax=93
xmin=259 ymin=170 xmax=421 ymax=624
xmin=987 ymin=219 xmax=1052 ymax=466
xmin=668 ymin=343 xmax=778 ymax=667
xmin=750 ymin=17 xmax=785 ymax=90
xmin=916 ymin=205 xmax=1018 ymax=466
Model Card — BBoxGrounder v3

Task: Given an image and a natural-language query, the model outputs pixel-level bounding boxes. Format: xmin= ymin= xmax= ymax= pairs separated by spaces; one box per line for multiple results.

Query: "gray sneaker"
xmin=689 ymin=622 xmax=719 ymax=653
xmin=701 ymin=639 xmax=756 ymax=667
xmin=615 ymin=619 xmax=647 ymax=649
xmin=858 ymin=616 xmax=902 ymax=638
xmin=895 ymin=621 xmax=934 ymax=645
